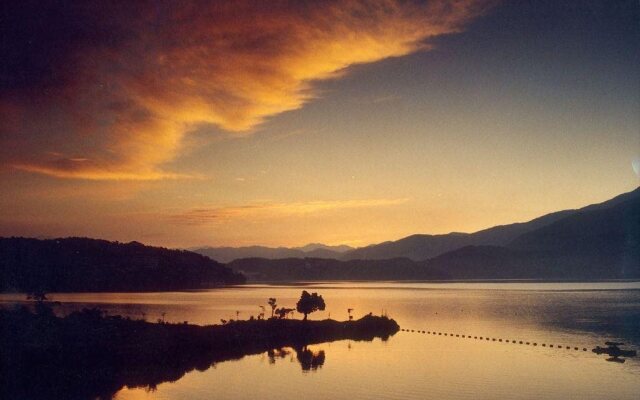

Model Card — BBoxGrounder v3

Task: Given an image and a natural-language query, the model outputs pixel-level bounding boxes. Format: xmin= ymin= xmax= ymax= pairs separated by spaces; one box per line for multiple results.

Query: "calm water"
xmin=2 ymin=281 xmax=640 ymax=399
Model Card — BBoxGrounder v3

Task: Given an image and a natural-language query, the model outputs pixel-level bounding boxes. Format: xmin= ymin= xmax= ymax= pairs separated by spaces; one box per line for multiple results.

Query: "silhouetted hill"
xmin=342 ymin=187 xmax=640 ymax=261
xmin=0 ymin=237 xmax=245 ymax=292
xmin=342 ymin=233 xmax=476 ymax=261
xmin=1 ymin=307 xmax=398 ymax=399
xmin=193 ymin=243 xmax=352 ymax=263
xmin=296 ymin=243 xmax=353 ymax=253
xmin=227 ymin=257 xmax=445 ymax=281
xmin=427 ymin=197 xmax=640 ymax=279
xmin=194 ymin=246 xmax=307 ymax=263
xmin=227 ymin=188 xmax=639 ymax=281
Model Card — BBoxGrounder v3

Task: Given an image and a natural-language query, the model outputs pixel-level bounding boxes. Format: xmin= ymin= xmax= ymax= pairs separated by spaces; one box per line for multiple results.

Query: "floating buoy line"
xmin=399 ymin=328 xmax=589 ymax=352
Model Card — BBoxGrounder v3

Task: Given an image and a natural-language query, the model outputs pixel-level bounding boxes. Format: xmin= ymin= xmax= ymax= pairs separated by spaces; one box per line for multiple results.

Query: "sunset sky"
xmin=1 ymin=0 xmax=638 ymax=248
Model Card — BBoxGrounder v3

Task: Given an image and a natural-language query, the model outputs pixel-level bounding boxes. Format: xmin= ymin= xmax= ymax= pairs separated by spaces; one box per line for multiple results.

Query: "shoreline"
xmin=1 ymin=307 xmax=399 ymax=399
xmin=0 ymin=278 xmax=640 ymax=294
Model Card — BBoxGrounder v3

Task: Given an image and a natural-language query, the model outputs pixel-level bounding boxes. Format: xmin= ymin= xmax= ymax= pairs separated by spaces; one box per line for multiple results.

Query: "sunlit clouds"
xmin=1 ymin=0 xmax=494 ymax=180
xmin=2 ymin=1 xmax=637 ymax=248
xmin=171 ymin=198 xmax=411 ymax=225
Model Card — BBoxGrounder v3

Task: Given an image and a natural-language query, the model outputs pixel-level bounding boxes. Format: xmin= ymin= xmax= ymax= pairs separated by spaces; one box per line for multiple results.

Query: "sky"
xmin=1 ymin=0 xmax=639 ymax=248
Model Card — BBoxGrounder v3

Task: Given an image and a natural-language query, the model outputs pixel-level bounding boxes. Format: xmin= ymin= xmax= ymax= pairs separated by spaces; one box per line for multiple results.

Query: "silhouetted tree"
xmin=268 ymin=298 xmax=277 ymax=318
xmin=27 ymin=290 xmax=48 ymax=303
xmin=26 ymin=291 xmax=55 ymax=316
xmin=296 ymin=291 xmax=325 ymax=321
xmin=275 ymin=307 xmax=295 ymax=319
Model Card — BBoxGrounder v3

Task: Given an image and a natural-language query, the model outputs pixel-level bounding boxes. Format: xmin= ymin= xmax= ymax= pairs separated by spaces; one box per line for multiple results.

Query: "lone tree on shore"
xmin=268 ymin=298 xmax=277 ymax=318
xmin=296 ymin=291 xmax=325 ymax=321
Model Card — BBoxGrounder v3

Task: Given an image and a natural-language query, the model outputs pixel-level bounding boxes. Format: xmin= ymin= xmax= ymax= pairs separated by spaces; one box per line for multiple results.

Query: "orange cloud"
xmin=171 ymin=198 xmax=411 ymax=225
xmin=1 ymin=1 xmax=495 ymax=180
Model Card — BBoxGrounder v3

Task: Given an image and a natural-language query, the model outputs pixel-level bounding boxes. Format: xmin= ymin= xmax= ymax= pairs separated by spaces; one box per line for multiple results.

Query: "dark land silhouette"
xmin=0 ymin=305 xmax=398 ymax=400
xmin=340 ymin=186 xmax=640 ymax=261
xmin=1 ymin=188 xmax=637 ymax=292
xmin=0 ymin=237 xmax=245 ymax=292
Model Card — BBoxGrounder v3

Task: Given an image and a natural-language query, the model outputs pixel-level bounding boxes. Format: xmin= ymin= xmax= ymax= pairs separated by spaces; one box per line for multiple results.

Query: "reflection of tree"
xmin=265 ymin=346 xmax=325 ymax=371
xmin=294 ymin=346 xmax=325 ymax=371
xmin=267 ymin=347 xmax=291 ymax=364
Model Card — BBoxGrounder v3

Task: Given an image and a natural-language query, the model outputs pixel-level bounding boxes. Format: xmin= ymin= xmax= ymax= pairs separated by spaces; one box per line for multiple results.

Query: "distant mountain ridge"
xmin=427 ymin=196 xmax=639 ymax=279
xmin=193 ymin=243 xmax=353 ymax=263
xmin=194 ymin=188 xmax=639 ymax=263
xmin=224 ymin=187 xmax=640 ymax=281
xmin=341 ymin=187 xmax=640 ymax=261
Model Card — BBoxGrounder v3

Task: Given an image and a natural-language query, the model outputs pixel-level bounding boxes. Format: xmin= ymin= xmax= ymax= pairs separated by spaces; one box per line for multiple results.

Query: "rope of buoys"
xmin=399 ymin=328 xmax=591 ymax=351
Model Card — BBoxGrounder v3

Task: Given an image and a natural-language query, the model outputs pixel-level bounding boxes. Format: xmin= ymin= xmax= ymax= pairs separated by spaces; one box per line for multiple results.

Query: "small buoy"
xmin=549 ymin=344 xmax=553 ymax=348
xmin=542 ymin=344 xmax=546 ymax=347
xmin=583 ymin=348 xmax=587 ymax=351
xmin=499 ymin=339 xmax=503 ymax=342
xmin=526 ymin=342 xmax=530 ymax=345
xmin=479 ymin=337 xmax=483 ymax=339
xmin=574 ymin=347 xmax=578 ymax=350
xmin=456 ymin=334 xmax=459 ymax=337
xmin=533 ymin=343 xmax=537 ymax=346
xmin=519 ymin=341 xmax=523 ymax=344
xmin=492 ymin=338 xmax=496 ymax=341
xmin=462 ymin=335 xmax=465 ymax=338
xmin=566 ymin=346 xmax=570 ymax=349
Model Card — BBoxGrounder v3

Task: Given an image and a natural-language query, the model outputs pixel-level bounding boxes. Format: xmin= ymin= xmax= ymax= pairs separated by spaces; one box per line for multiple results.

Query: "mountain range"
xmin=221 ymin=187 xmax=640 ymax=281
xmin=195 ymin=187 xmax=639 ymax=264
xmin=193 ymin=243 xmax=353 ymax=263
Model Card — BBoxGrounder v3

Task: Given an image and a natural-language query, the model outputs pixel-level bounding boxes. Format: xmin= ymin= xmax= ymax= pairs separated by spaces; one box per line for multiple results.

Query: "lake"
xmin=2 ymin=281 xmax=640 ymax=399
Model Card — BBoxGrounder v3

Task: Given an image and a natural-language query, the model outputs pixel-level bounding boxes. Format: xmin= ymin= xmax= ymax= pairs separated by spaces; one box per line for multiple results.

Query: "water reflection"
xmin=2 ymin=283 xmax=640 ymax=400
xmin=3 ymin=331 xmax=350 ymax=400
xmin=266 ymin=346 xmax=326 ymax=371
